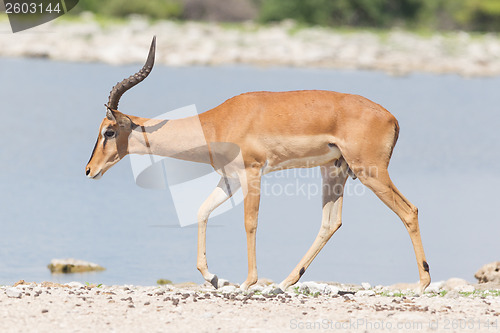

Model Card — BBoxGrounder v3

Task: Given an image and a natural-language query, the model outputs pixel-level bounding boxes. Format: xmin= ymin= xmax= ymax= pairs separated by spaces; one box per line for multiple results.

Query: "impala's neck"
xmin=128 ymin=115 xmax=214 ymax=164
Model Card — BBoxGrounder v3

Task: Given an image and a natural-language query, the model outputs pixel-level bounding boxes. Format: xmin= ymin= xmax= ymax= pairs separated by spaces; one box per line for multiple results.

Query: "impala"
xmin=86 ymin=37 xmax=431 ymax=294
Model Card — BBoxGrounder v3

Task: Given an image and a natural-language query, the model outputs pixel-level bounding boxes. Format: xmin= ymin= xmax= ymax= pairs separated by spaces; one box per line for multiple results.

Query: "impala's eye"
xmin=104 ymin=130 xmax=115 ymax=138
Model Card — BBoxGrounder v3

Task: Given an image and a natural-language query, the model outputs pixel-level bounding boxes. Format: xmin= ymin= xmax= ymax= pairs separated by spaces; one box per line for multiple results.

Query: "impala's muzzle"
xmin=85 ymin=166 xmax=102 ymax=180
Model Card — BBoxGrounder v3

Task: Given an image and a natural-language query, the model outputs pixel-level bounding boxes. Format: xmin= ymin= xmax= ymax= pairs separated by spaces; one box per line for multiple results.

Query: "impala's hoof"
xmin=210 ymin=275 xmax=219 ymax=289
xmin=270 ymin=287 xmax=284 ymax=294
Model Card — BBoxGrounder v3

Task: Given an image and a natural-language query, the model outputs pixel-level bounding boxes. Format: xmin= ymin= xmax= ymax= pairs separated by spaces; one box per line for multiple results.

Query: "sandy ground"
xmin=1 ymin=14 xmax=500 ymax=77
xmin=1 ymin=280 xmax=499 ymax=332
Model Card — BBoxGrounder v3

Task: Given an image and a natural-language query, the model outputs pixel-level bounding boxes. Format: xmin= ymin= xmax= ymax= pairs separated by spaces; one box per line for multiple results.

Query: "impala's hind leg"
xmin=357 ymin=167 xmax=431 ymax=293
xmin=240 ymin=167 xmax=262 ymax=291
xmin=276 ymin=161 xmax=349 ymax=293
xmin=197 ymin=176 xmax=240 ymax=289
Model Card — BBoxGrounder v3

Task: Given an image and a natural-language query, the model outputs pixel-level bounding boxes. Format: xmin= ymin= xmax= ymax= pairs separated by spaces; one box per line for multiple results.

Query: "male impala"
xmin=86 ymin=37 xmax=431 ymax=294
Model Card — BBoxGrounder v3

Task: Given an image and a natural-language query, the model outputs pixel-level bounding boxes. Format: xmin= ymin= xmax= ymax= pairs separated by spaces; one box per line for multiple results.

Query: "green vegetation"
xmin=378 ymin=290 xmax=410 ymax=297
xmin=65 ymin=0 xmax=500 ymax=32
xmin=258 ymin=0 xmax=500 ymax=32
xmin=259 ymin=0 xmax=422 ymax=28
xmin=157 ymin=279 xmax=173 ymax=285
xmin=292 ymin=286 xmax=322 ymax=297
xmin=47 ymin=262 xmax=105 ymax=274
xmin=70 ymin=0 xmax=183 ymax=20
xmin=376 ymin=289 xmax=500 ymax=298
xmin=459 ymin=289 xmax=500 ymax=297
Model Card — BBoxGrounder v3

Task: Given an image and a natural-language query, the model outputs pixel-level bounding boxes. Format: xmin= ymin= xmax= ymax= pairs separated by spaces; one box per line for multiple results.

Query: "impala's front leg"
xmin=197 ymin=177 xmax=240 ymax=288
xmin=240 ymin=167 xmax=262 ymax=291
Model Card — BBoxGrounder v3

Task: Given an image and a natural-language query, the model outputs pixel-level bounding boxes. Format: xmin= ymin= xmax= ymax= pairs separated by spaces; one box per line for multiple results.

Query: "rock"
xmin=216 ymin=279 xmax=230 ymax=288
xmin=48 ymin=258 xmax=105 ymax=273
xmin=12 ymin=280 xmax=32 ymax=287
xmin=219 ymin=285 xmax=236 ymax=293
xmin=361 ymin=282 xmax=371 ymax=290
xmin=460 ymin=285 xmax=475 ymax=293
xmin=41 ymin=281 xmax=70 ymax=288
xmin=474 ymin=282 xmax=500 ymax=291
xmin=474 ymin=262 xmax=500 ymax=284
xmin=67 ymin=281 xmax=85 ymax=289
xmin=249 ymin=284 xmax=264 ymax=293
xmin=443 ymin=278 xmax=472 ymax=291
xmin=298 ymin=281 xmax=328 ymax=294
xmin=426 ymin=281 xmax=445 ymax=293
xmin=325 ymin=285 xmax=339 ymax=296
xmin=343 ymin=293 xmax=354 ymax=300
xmin=5 ymin=288 xmax=22 ymax=298
xmin=2 ymin=17 xmax=500 ymax=77
xmin=261 ymin=285 xmax=278 ymax=294
xmin=444 ymin=290 xmax=460 ymax=299
xmin=356 ymin=290 xmax=376 ymax=297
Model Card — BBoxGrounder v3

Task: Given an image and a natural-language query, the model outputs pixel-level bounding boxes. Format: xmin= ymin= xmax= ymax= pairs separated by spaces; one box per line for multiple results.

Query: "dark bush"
xmin=181 ymin=0 xmax=258 ymax=22
xmin=258 ymin=0 xmax=424 ymax=28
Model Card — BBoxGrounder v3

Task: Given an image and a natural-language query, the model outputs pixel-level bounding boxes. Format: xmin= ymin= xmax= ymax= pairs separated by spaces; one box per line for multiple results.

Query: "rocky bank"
xmin=1 ymin=278 xmax=499 ymax=332
xmin=1 ymin=14 xmax=500 ymax=77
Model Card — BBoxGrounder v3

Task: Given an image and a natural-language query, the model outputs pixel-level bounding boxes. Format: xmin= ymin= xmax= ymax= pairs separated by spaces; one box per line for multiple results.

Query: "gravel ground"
xmin=1 ymin=14 xmax=500 ymax=77
xmin=1 ymin=280 xmax=499 ymax=332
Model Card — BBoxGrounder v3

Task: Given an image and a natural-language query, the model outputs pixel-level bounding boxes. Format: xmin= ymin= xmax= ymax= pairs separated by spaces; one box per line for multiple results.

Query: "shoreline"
xmin=1 ymin=279 xmax=499 ymax=332
xmin=1 ymin=15 xmax=500 ymax=77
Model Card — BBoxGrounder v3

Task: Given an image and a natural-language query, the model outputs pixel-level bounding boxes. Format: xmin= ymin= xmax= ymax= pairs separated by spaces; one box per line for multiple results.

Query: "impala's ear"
xmin=105 ymin=105 xmax=116 ymax=122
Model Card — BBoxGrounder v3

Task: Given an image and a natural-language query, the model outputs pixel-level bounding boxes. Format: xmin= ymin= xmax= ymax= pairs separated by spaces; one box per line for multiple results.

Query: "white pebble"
xmin=68 ymin=282 xmax=85 ymax=289
xmin=356 ymin=290 xmax=376 ymax=297
xmin=426 ymin=281 xmax=444 ymax=293
xmin=5 ymin=288 xmax=22 ymax=298
xmin=219 ymin=285 xmax=236 ymax=293
xmin=325 ymin=285 xmax=339 ymax=296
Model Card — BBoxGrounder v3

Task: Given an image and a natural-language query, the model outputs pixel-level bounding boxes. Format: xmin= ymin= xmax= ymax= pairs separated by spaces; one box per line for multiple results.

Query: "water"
xmin=0 ymin=58 xmax=499 ymax=287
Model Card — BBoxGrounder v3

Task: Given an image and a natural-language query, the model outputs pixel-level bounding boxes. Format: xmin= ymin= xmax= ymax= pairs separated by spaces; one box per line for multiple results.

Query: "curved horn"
xmin=107 ymin=36 xmax=156 ymax=110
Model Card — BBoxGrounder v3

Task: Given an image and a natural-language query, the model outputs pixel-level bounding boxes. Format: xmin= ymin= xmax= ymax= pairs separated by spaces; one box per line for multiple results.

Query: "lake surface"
xmin=0 ymin=58 xmax=499 ymax=287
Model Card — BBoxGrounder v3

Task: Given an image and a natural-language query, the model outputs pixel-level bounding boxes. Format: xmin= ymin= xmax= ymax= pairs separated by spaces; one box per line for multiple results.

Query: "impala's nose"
xmin=86 ymin=167 xmax=91 ymax=176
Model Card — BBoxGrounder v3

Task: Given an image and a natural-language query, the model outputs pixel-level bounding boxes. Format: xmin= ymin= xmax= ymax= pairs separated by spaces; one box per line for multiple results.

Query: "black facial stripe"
xmin=87 ymin=137 xmax=99 ymax=164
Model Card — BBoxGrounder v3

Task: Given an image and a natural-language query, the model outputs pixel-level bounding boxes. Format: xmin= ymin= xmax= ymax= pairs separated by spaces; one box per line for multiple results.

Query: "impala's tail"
xmin=388 ymin=120 xmax=400 ymax=160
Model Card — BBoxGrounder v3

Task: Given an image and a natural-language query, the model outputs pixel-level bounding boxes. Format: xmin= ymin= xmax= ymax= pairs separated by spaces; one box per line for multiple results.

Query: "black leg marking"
xmin=299 ymin=267 xmax=305 ymax=277
xmin=210 ymin=275 xmax=219 ymax=289
xmin=347 ymin=167 xmax=357 ymax=180
xmin=271 ymin=287 xmax=284 ymax=294
xmin=423 ymin=261 xmax=429 ymax=272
